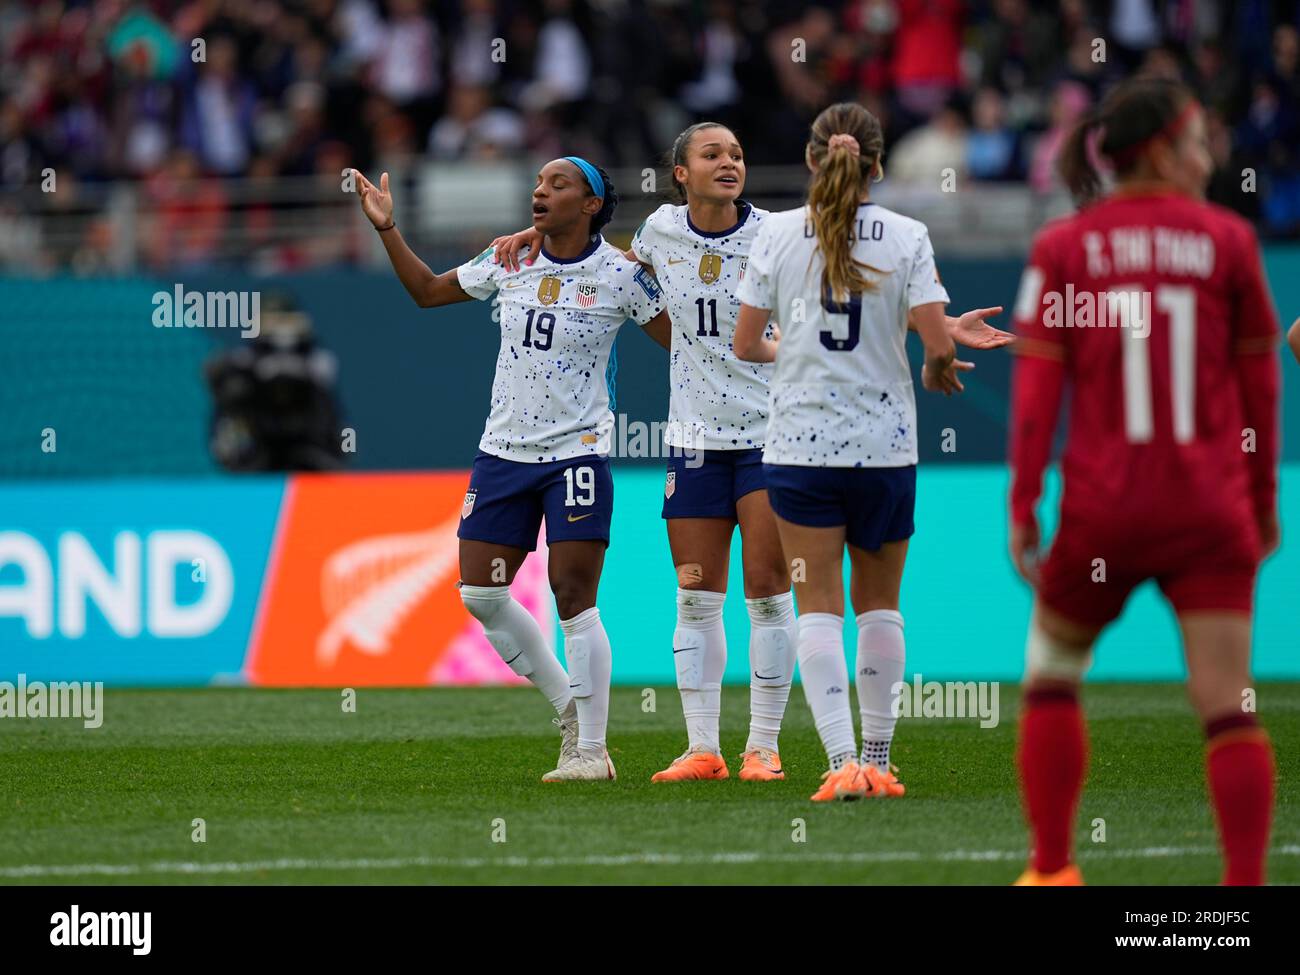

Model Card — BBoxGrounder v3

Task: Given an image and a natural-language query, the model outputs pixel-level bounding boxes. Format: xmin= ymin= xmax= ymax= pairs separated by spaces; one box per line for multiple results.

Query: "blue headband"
xmin=562 ymin=156 xmax=605 ymax=200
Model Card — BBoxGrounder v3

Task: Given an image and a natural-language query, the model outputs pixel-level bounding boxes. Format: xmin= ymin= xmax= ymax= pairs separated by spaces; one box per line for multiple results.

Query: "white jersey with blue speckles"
xmin=735 ymin=202 xmax=950 ymax=468
xmin=457 ymin=236 xmax=665 ymax=463
xmin=631 ymin=201 xmax=773 ymax=450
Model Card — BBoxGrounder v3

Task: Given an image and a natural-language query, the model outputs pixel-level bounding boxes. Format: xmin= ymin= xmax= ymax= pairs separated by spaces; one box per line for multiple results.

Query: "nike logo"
xmin=754 ymin=671 xmax=781 ymax=680
xmin=712 ymin=767 xmax=724 ymax=774
xmin=503 ymin=281 xmax=529 ymax=289
xmin=667 ymin=258 xmax=687 ymax=265
xmin=827 ymin=686 xmax=843 ymax=694
xmin=505 ymin=652 xmax=523 ymax=666
xmin=567 ymin=512 xmax=595 ymax=522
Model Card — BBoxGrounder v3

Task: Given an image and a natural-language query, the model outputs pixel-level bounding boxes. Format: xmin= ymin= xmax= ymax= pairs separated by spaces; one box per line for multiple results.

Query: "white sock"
xmin=856 ymin=609 xmax=905 ymax=772
xmin=796 ymin=612 xmax=856 ymax=768
xmin=460 ymin=584 xmax=570 ymax=714
xmin=561 ymin=607 xmax=612 ymax=755
xmin=745 ymin=591 xmax=796 ymax=753
xmin=673 ymin=588 xmax=727 ymax=754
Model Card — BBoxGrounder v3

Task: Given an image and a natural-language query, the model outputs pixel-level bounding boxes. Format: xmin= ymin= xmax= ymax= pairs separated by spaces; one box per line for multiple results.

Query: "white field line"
xmin=2 ymin=845 xmax=1298 ymax=879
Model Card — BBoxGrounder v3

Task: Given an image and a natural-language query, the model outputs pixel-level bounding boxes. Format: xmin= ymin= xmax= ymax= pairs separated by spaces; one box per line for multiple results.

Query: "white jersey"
xmin=736 ymin=202 xmax=950 ymax=468
xmin=631 ymin=201 xmax=774 ymax=450
xmin=457 ymin=235 xmax=665 ymax=463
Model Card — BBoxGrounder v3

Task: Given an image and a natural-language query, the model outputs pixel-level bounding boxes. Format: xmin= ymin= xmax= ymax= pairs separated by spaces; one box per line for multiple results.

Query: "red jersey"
xmin=1010 ymin=190 xmax=1281 ymax=541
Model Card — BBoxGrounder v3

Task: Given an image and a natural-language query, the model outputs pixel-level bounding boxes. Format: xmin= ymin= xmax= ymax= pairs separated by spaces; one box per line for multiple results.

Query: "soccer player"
xmin=493 ymin=123 xmax=1010 ymax=784
xmin=351 ymin=158 xmax=670 ymax=781
xmin=1008 ymin=79 xmax=1281 ymax=885
xmin=733 ymin=102 xmax=976 ymax=801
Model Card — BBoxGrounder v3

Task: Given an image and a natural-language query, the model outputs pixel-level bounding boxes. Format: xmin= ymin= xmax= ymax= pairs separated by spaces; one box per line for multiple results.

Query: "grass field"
xmin=1 ymin=684 xmax=1296 ymax=885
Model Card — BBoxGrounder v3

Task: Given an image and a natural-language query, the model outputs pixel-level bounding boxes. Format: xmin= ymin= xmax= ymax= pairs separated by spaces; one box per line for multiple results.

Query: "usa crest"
xmin=664 ymin=470 xmax=676 ymax=499
xmin=537 ymin=276 xmax=562 ymax=306
xmin=461 ymin=489 xmax=477 ymax=519
xmin=576 ymin=283 xmax=598 ymax=308
xmin=698 ymin=253 xmax=722 ymax=284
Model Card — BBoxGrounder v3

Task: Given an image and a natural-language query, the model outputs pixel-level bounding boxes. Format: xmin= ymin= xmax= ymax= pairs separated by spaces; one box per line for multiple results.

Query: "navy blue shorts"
xmin=457 ymin=451 xmax=613 ymax=551
xmin=662 ymin=447 xmax=766 ymax=520
xmin=762 ymin=463 xmax=916 ymax=552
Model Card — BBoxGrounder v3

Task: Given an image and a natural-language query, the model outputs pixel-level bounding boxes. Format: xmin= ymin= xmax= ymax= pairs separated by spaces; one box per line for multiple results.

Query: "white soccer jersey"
xmin=735 ymin=202 xmax=950 ymax=468
xmin=632 ymin=201 xmax=774 ymax=450
xmin=457 ymin=235 xmax=665 ymax=463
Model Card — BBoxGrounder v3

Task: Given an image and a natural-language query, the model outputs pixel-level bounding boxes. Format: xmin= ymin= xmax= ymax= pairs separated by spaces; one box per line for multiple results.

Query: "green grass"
xmin=0 ymin=684 xmax=1295 ymax=885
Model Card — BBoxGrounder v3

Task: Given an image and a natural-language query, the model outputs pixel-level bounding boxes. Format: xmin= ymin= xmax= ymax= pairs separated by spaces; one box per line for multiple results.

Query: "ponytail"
xmin=806 ymin=102 xmax=885 ymax=300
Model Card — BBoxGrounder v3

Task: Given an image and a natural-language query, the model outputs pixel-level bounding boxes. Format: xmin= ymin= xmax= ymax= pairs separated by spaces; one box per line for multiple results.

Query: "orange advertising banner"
xmin=244 ymin=472 xmax=545 ymax=686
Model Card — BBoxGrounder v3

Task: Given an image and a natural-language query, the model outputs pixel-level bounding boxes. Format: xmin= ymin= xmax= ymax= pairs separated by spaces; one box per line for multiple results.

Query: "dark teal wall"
xmin=3 ymin=249 xmax=1297 ymax=477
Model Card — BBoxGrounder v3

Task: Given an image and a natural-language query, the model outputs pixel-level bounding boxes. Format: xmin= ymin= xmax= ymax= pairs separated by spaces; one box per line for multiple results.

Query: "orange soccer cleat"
xmin=863 ymin=764 xmax=906 ymax=798
xmin=1012 ymin=864 xmax=1085 ymax=886
xmin=650 ymin=747 xmax=730 ymax=782
xmin=738 ymin=748 xmax=785 ymax=781
xmin=810 ymin=762 xmax=869 ymax=801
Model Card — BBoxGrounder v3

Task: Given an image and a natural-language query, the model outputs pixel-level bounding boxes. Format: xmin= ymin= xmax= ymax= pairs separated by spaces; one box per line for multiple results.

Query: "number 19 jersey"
xmin=736 ymin=203 xmax=949 ymax=468
xmin=457 ymin=236 xmax=665 ymax=463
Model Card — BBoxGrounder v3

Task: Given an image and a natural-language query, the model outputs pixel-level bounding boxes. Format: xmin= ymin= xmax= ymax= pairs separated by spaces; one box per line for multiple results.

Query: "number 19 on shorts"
xmin=564 ymin=466 xmax=596 ymax=506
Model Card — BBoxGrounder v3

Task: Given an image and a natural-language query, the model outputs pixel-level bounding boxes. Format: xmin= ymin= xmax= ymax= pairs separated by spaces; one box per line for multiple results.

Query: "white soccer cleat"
xmin=552 ymin=700 xmax=579 ymax=770
xmin=542 ymin=749 xmax=617 ymax=782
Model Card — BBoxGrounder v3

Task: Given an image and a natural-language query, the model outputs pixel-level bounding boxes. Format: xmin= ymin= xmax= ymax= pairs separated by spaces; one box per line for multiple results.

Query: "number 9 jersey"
xmin=736 ymin=203 xmax=949 ymax=468
xmin=456 ymin=235 xmax=665 ymax=463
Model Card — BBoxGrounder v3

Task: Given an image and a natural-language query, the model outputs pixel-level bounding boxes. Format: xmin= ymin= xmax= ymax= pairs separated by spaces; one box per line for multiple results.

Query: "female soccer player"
xmin=351 ymin=158 xmax=670 ymax=781
xmin=733 ymin=102 xmax=975 ymax=802
xmin=494 ymin=124 xmax=1010 ymax=785
xmin=1008 ymin=78 xmax=1281 ymax=884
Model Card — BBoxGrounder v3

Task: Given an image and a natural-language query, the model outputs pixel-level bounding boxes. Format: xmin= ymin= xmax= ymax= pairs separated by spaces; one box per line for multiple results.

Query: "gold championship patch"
xmin=698 ymin=253 xmax=722 ymax=284
xmin=537 ymin=276 xmax=562 ymax=305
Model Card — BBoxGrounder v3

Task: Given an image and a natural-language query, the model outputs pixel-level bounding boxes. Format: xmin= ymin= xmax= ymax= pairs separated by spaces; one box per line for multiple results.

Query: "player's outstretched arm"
xmin=352 ymin=169 xmax=469 ymax=308
xmin=909 ymin=306 xmax=1014 ymax=349
xmin=1289 ymin=318 xmax=1300 ymax=364
xmin=733 ymin=303 xmax=777 ymax=362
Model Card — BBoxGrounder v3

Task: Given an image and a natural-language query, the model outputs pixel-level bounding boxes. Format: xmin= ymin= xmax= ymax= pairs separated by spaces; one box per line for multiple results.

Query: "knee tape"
xmin=1026 ymin=619 xmax=1093 ymax=682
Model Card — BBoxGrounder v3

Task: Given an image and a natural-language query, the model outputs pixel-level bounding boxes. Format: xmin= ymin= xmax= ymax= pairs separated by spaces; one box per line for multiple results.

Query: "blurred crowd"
xmin=2 ymin=0 xmax=1299 ymax=265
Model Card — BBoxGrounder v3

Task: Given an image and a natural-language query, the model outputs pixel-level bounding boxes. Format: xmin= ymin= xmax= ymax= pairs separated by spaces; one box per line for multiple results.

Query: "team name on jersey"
xmin=1083 ymin=228 xmax=1216 ymax=279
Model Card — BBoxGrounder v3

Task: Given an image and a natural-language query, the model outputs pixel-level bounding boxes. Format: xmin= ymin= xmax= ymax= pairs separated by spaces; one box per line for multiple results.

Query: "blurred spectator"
xmin=180 ymin=36 xmax=256 ymax=175
xmin=889 ymin=102 xmax=967 ymax=186
xmin=429 ymin=85 xmax=524 ymax=160
xmin=144 ymin=148 xmax=227 ymax=269
xmin=1028 ymin=81 xmax=1091 ymax=193
xmin=967 ymin=87 xmax=1021 ymax=181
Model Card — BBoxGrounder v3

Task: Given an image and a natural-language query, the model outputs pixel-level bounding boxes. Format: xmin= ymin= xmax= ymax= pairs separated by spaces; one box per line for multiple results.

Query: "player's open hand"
xmin=352 ymin=169 xmax=393 ymax=229
xmin=1010 ymin=518 xmax=1041 ymax=587
xmin=492 ymin=227 xmax=543 ymax=271
xmin=950 ymin=306 xmax=1013 ymax=350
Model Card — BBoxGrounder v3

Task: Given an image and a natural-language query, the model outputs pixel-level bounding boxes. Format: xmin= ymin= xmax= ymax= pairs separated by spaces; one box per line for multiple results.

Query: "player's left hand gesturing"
xmin=922 ymin=357 xmax=972 ymax=395
xmin=950 ymin=306 xmax=1013 ymax=350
